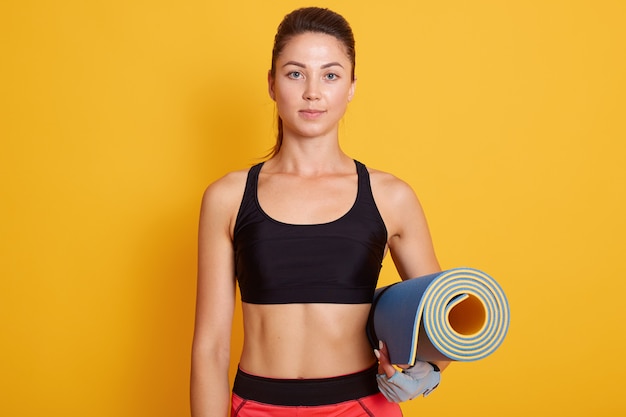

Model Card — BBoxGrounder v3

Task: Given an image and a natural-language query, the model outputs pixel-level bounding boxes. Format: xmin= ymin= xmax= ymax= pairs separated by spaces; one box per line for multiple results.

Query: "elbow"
xmin=191 ymin=336 xmax=232 ymax=374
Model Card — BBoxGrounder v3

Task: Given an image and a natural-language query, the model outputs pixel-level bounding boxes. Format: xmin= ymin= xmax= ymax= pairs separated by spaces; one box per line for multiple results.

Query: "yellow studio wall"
xmin=1 ymin=0 xmax=624 ymax=415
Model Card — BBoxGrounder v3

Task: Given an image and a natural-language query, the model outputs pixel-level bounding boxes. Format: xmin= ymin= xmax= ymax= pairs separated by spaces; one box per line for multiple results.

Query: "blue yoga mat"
xmin=368 ymin=267 xmax=510 ymax=366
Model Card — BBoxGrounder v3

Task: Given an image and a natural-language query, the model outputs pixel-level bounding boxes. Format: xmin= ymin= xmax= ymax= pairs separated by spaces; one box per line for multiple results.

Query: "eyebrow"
xmin=282 ymin=61 xmax=345 ymax=69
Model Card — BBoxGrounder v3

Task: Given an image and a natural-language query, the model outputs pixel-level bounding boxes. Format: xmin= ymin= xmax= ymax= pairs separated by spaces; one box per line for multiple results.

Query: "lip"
xmin=299 ymin=109 xmax=326 ymax=120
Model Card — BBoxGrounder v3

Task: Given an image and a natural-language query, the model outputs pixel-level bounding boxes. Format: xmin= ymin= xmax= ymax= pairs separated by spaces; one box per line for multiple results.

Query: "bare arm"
xmin=191 ymin=173 xmax=244 ymax=417
xmin=372 ymin=171 xmax=450 ymax=372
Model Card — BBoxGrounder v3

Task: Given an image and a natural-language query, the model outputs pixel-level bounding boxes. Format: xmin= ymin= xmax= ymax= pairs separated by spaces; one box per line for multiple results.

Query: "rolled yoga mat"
xmin=367 ymin=267 xmax=510 ymax=366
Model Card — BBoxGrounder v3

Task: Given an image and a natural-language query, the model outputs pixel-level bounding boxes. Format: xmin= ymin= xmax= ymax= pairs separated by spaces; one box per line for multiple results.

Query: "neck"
xmin=267 ymin=135 xmax=353 ymax=176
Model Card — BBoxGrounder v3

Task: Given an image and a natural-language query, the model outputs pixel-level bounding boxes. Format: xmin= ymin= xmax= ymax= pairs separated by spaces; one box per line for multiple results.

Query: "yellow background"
xmin=2 ymin=0 xmax=625 ymax=415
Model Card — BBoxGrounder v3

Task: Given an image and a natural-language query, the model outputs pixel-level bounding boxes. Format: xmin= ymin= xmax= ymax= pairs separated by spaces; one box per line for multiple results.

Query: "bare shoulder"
xmin=366 ymin=165 xmax=429 ymax=241
xmin=203 ymin=168 xmax=249 ymax=203
xmin=367 ymin=166 xmax=419 ymax=206
xmin=200 ymin=167 xmax=250 ymax=227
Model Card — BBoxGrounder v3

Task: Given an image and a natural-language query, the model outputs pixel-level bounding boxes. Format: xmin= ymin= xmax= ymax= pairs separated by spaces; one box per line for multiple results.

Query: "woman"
xmin=191 ymin=7 xmax=447 ymax=417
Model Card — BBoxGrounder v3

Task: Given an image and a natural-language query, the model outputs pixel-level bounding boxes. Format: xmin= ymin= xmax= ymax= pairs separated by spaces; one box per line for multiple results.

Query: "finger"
xmin=377 ymin=341 xmax=397 ymax=378
xmin=376 ymin=374 xmax=403 ymax=403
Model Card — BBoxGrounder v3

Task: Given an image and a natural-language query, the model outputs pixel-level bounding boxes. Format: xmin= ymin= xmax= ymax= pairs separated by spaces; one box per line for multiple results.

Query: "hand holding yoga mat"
xmin=368 ymin=267 xmax=510 ymax=366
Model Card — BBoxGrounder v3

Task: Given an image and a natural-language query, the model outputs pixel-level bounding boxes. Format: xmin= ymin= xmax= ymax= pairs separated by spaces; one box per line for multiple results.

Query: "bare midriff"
xmin=238 ymin=302 xmax=376 ymax=379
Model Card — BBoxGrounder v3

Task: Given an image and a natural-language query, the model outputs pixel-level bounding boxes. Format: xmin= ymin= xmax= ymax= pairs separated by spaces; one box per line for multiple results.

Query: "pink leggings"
xmin=231 ymin=392 xmax=401 ymax=416
xmin=231 ymin=365 xmax=402 ymax=417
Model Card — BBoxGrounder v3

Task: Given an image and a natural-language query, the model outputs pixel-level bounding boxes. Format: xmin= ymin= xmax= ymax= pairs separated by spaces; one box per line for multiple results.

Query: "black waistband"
xmin=232 ymin=364 xmax=379 ymax=406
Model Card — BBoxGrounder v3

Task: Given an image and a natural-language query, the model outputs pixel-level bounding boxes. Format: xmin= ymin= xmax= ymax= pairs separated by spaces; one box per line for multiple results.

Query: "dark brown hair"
xmin=267 ymin=7 xmax=356 ymax=157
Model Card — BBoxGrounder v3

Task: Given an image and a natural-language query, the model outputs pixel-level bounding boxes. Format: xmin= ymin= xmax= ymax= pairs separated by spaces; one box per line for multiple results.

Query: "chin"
xmin=287 ymin=122 xmax=341 ymax=139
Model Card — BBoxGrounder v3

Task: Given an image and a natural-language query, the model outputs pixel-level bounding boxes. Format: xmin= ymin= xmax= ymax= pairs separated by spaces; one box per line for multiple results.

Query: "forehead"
xmin=277 ymin=32 xmax=351 ymax=65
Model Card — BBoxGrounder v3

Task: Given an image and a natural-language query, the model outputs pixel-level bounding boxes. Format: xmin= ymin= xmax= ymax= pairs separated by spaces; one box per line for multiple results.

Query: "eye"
xmin=325 ymin=73 xmax=339 ymax=80
xmin=288 ymin=71 xmax=302 ymax=79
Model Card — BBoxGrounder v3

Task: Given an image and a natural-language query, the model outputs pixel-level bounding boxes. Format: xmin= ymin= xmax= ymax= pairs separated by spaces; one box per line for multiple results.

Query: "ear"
xmin=268 ymin=70 xmax=276 ymax=101
xmin=348 ymin=78 xmax=356 ymax=102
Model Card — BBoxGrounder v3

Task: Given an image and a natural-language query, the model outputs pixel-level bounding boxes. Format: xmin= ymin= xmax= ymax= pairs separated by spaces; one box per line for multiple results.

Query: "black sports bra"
xmin=233 ymin=160 xmax=387 ymax=304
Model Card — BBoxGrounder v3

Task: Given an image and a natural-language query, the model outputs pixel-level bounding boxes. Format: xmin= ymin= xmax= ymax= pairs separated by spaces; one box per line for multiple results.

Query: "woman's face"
xmin=269 ymin=32 xmax=355 ymax=140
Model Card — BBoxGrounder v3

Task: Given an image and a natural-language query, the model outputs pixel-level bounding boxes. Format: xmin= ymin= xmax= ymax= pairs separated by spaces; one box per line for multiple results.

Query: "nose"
xmin=303 ymin=79 xmax=321 ymax=101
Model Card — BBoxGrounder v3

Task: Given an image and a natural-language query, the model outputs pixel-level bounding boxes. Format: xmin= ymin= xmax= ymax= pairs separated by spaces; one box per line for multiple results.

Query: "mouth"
xmin=299 ymin=109 xmax=326 ymax=119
